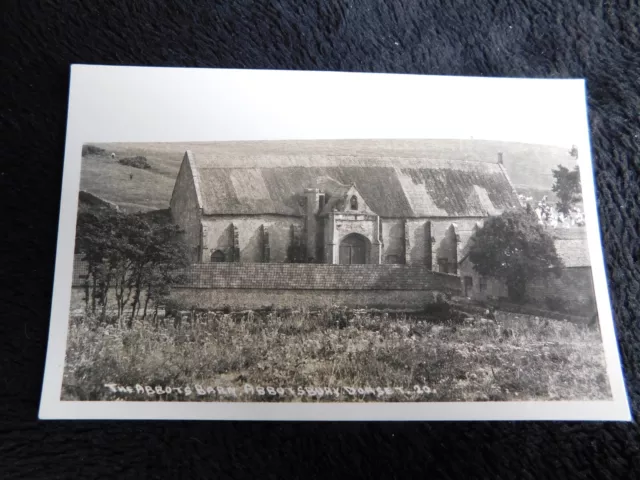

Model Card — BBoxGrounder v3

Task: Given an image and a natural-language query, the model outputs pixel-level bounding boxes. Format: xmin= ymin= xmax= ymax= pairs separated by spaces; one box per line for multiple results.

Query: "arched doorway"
xmin=339 ymin=233 xmax=368 ymax=265
xmin=210 ymin=250 xmax=226 ymax=262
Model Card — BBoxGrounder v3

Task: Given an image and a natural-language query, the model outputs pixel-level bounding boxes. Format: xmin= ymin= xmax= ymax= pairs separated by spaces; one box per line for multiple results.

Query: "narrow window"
xmin=350 ymin=195 xmax=358 ymax=210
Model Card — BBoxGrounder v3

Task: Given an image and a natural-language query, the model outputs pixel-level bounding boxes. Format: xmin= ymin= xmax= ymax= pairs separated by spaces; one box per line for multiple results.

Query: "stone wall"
xmin=171 ymin=263 xmax=459 ymax=309
xmin=430 ymin=218 xmax=483 ymax=272
xmin=70 ymin=263 xmax=460 ymax=311
xmin=328 ymin=212 xmax=380 ymax=264
xmin=390 ymin=217 xmax=484 ymax=269
xmin=175 ymin=263 xmax=461 ymax=291
xmin=381 ymin=219 xmax=405 ymax=263
xmin=192 ymin=212 xmax=485 ymax=267
xmin=201 ymin=215 xmax=302 ymax=263
xmin=169 ymin=153 xmax=203 ymax=262
xmin=527 ymin=267 xmax=596 ymax=314
xmin=459 ymin=257 xmax=596 ymax=315
xmin=458 ymin=257 xmax=508 ymax=299
xmin=170 ymin=288 xmax=446 ymax=310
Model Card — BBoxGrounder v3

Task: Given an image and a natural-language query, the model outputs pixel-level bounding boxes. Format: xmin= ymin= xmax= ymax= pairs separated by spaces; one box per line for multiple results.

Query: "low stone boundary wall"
xmin=174 ymin=263 xmax=460 ymax=291
xmin=170 ymin=287 xmax=447 ymax=310
xmin=71 ymin=261 xmax=461 ymax=310
xmin=169 ymin=264 xmax=460 ymax=309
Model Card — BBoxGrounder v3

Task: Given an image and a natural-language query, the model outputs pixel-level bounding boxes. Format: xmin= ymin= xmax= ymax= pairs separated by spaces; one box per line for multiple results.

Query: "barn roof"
xmin=185 ymin=150 xmax=521 ymax=218
xmin=553 ymin=238 xmax=591 ymax=267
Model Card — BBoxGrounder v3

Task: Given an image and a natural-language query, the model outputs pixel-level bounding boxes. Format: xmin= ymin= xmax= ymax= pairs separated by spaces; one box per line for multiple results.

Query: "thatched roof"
xmin=548 ymin=228 xmax=591 ymax=267
xmin=185 ymin=150 xmax=521 ymax=218
xmin=554 ymin=238 xmax=591 ymax=267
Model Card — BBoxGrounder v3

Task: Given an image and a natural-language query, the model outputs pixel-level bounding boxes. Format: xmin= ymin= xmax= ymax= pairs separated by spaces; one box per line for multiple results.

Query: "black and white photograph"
xmin=39 ymin=66 xmax=630 ymax=420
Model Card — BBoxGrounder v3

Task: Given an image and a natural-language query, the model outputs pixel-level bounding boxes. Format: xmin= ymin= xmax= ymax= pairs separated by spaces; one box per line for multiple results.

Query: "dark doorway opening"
xmin=339 ymin=233 xmax=367 ymax=265
xmin=210 ymin=250 xmax=226 ymax=262
xmin=464 ymin=276 xmax=473 ymax=296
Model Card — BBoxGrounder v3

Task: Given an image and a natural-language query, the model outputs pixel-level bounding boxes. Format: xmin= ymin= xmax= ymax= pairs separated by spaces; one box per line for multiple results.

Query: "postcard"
xmin=39 ymin=65 xmax=631 ymax=420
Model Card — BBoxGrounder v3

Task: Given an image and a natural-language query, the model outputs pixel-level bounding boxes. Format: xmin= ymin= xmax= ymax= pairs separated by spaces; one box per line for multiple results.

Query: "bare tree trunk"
xmin=142 ymin=291 xmax=151 ymax=320
xmin=128 ymin=273 xmax=143 ymax=329
xmin=115 ymin=277 xmax=123 ymax=318
xmin=83 ymin=279 xmax=90 ymax=313
xmin=152 ymin=304 xmax=159 ymax=329
xmin=91 ymin=273 xmax=97 ymax=314
xmin=122 ymin=283 xmax=133 ymax=320
xmin=100 ymin=277 xmax=111 ymax=322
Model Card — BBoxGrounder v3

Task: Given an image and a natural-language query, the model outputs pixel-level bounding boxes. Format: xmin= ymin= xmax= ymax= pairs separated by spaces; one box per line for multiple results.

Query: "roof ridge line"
xmin=194 ymin=157 xmax=502 ymax=167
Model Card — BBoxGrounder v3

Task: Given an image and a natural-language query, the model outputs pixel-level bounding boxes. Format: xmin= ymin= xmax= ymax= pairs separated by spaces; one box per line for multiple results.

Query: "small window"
xmin=211 ymin=250 xmax=226 ymax=262
xmin=479 ymin=276 xmax=487 ymax=292
xmin=350 ymin=195 xmax=358 ymax=210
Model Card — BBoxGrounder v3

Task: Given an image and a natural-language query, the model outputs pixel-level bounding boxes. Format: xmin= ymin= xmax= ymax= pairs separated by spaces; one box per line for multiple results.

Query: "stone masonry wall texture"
xmin=171 ymin=288 xmax=444 ymax=310
xmin=3 ymin=1 xmax=639 ymax=479
xmin=169 ymin=153 xmax=202 ymax=261
xmin=202 ymin=215 xmax=301 ymax=264
xmin=176 ymin=263 xmax=461 ymax=292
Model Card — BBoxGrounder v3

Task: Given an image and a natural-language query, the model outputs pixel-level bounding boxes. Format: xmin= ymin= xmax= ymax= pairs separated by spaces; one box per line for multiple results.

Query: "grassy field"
xmin=80 ymin=148 xmax=181 ymax=212
xmin=61 ymin=307 xmax=611 ymax=403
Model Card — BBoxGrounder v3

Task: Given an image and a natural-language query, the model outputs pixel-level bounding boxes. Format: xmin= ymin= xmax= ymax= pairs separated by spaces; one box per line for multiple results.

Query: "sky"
xmin=68 ymin=66 xmax=592 ymax=156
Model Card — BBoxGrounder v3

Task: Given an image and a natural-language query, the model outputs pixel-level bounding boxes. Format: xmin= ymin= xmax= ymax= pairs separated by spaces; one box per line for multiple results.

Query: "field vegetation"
xmin=80 ymin=145 xmax=179 ymax=212
xmin=62 ymin=305 xmax=611 ymax=403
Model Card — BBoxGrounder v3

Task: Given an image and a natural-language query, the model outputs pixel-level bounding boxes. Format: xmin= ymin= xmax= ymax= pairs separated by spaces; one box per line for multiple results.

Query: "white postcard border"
xmin=39 ymin=65 xmax=631 ymax=421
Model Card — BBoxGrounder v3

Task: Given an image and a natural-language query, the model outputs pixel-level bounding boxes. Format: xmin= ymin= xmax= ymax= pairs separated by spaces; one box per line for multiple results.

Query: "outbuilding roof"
xmin=553 ymin=238 xmax=592 ymax=268
xmin=183 ymin=149 xmax=521 ymax=218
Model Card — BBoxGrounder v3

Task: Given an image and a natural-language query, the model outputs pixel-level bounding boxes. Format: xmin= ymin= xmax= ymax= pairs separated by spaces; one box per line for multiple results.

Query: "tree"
xmin=128 ymin=221 xmax=190 ymax=327
xmin=552 ymin=164 xmax=582 ymax=215
xmin=141 ymin=236 xmax=190 ymax=326
xmin=568 ymin=145 xmax=579 ymax=160
xmin=76 ymin=208 xmax=125 ymax=318
xmin=75 ymin=206 xmax=190 ymax=326
xmin=468 ymin=209 xmax=564 ymax=302
xmin=109 ymin=214 xmax=190 ymax=328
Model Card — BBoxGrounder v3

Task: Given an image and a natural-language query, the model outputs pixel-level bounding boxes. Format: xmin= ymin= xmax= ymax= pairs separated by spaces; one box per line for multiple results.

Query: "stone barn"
xmin=169 ymin=142 xmax=522 ymax=272
xmin=458 ymin=227 xmax=596 ymax=314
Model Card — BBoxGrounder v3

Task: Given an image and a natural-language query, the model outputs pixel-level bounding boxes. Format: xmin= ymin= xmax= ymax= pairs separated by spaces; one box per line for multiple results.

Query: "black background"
xmin=1 ymin=1 xmax=638 ymax=478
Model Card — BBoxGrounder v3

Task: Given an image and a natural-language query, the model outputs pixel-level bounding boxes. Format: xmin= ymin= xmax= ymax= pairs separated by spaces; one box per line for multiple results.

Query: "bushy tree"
xmin=128 ymin=222 xmax=190 ymax=327
xmin=468 ymin=209 xmax=564 ymax=302
xmin=568 ymin=145 xmax=579 ymax=160
xmin=552 ymin=164 xmax=582 ymax=214
xmin=75 ymin=206 xmax=190 ymax=326
xmin=76 ymin=208 xmax=126 ymax=318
